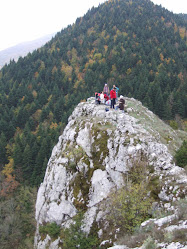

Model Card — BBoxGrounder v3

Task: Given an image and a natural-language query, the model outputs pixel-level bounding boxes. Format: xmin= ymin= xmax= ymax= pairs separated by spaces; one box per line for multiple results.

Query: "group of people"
xmin=95 ymin=83 xmax=125 ymax=111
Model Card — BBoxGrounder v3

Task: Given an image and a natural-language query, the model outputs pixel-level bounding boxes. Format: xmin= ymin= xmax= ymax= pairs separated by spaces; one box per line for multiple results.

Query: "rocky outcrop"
xmin=35 ymin=97 xmax=187 ymax=249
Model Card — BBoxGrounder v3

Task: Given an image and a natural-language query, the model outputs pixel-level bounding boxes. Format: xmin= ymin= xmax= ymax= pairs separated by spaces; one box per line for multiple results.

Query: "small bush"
xmin=175 ymin=198 xmax=187 ymax=219
xmin=172 ymin=229 xmax=187 ymax=242
xmin=62 ymin=212 xmax=99 ymax=249
xmin=66 ymin=146 xmax=86 ymax=171
xmin=107 ymin=158 xmax=153 ymax=234
xmin=117 ymin=232 xmax=148 ymax=248
xmin=39 ymin=222 xmax=61 ymax=238
xmin=169 ymin=120 xmax=178 ymax=130
xmin=142 ymin=236 xmax=157 ymax=249
xmin=107 ymin=182 xmax=153 ymax=233
xmin=175 ymin=140 xmax=187 ymax=168
xmin=164 ymin=231 xmax=173 ymax=243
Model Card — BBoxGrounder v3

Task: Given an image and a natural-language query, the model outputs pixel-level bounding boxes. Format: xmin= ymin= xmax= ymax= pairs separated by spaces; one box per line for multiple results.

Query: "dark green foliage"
xmin=175 ymin=140 xmax=187 ymax=168
xmin=169 ymin=120 xmax=178 ymax=130
xmin=62 ymin=212 xmax=100 ymax=249
xmin=0 ymin=186 xmax=36 ymax=249
xmin=0 ymin=133 xmax=8 ymax=166
xmin=107 ymin=159 xmax=153 ymax=233
xmin=39 ymin=222 xmax=61 ymax=238
xmin=178 ymin=14 xmax=187 ymax=21
xmin=108 ymin=183 xmax=153 ymax=233
xmin=12 ymin=126 xmax=62 ymax=185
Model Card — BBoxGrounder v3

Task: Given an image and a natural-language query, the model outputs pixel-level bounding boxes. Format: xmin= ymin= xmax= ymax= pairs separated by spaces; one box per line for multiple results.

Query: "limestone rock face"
xmin=35 ymin=97 xmax=187 ymax=249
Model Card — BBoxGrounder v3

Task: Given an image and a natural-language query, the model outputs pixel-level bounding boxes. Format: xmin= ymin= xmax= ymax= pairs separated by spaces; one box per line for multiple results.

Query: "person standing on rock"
xmin=110 ymin=87 xmax=116 ymax=109
xmin=112 ymin=84 xmax=119 ymax=101
xmin=100 ymin=91 xmax=105 ymax=104
xmin=103 ymin=83 xmax=109 ymax=96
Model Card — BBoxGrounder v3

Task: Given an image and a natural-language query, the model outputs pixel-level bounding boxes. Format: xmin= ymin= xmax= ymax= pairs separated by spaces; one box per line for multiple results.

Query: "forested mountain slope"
xmin=0 ymin=0 xmax=187 ymax=187
xmin=0 ymin=0 xmax=187 ymax=248
xmin=178 ymin=13 xmax=187 ymax=21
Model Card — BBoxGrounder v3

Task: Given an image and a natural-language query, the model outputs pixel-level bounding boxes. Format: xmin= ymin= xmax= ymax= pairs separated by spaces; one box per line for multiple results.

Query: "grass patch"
xmin=126 ymin=98 xmax=187 ymax=156
xmin=91 ymin=123 xmax=110 ymax=164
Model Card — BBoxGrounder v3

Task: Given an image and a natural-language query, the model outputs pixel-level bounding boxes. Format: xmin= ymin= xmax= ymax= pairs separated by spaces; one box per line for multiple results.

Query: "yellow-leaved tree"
xmin=1 ymin=158 xmax=19 ymax=197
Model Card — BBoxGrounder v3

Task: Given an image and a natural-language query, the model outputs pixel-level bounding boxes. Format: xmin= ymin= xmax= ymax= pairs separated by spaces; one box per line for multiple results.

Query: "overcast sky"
xmin=0 ymin=0 xmax=186 ymax=51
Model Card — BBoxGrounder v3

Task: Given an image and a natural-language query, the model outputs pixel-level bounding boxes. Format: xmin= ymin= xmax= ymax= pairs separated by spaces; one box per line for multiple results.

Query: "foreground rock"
xmin=35 ymin=97 xmax=187 ymax=249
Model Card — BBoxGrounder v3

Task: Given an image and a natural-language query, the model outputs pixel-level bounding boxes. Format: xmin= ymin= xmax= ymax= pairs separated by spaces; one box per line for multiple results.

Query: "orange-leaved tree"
xmin=0 ymin=158 xmax=19 ymax=197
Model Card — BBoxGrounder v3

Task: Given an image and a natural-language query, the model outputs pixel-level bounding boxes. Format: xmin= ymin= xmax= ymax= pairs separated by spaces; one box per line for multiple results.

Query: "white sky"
xmin=0 ymin=0 xmax=186 ymax=51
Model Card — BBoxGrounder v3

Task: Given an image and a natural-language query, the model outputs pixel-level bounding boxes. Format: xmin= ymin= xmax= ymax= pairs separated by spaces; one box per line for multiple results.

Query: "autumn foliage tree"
xmin=0 ymin=158 xmax=19 ymax=197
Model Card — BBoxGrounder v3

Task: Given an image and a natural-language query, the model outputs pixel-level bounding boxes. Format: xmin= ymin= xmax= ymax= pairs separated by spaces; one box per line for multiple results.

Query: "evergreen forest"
xmin=0 ymin=0 xmax=187 ymax=247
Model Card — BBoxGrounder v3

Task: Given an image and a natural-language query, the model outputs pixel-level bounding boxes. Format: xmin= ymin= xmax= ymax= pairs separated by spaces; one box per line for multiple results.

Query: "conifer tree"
xmin=0 ymin=133 xmax=8 ymax=166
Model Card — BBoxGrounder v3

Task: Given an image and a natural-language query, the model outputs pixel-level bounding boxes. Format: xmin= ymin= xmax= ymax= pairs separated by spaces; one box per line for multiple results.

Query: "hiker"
xmin=110 ymin=87 xmax=116 ymax=109
xmin=104 ymin=93 xmax=109 ymax=103
xmin=100 ymin=91 xmax=105 ymax=104
xmin=95 ymin=92 xmax=101 ymax=105
xmin=103 ymin=83 xmax=109 ymax=96
xmin=115 ymin=95 xmax=125 ymax=112
xmin=113 ymin=84 xmax=119 ymax=101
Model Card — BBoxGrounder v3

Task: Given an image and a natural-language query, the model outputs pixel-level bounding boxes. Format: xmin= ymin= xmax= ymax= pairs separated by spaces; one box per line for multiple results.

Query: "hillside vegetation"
xmin=0 ymin=1 xmax=187 ymax=247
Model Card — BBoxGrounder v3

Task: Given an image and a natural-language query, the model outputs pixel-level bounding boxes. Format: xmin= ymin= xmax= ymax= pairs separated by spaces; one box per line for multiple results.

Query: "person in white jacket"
xmin=100 ymin=91 xmax=105 ymax=104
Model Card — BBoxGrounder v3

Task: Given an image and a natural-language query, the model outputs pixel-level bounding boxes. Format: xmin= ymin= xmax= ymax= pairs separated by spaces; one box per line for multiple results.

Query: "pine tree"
xmin=0 ymin=133 xmax=8 ymax=166
xmin=22 ymin=144 xmax=32 ymax=179
xmin=154 ymin=86 xmax=165 ymax=118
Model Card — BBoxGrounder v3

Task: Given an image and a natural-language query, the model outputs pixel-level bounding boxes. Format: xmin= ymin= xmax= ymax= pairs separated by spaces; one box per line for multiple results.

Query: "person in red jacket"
xmin=110 ymin=87 xmax=116 ymax=109
xmin=104 ymin=93 xmax=109 ymax=101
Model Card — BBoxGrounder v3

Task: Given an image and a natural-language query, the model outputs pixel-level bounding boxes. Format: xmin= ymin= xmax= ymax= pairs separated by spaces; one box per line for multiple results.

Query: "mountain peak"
xmin=35 ymin=97 xmax=187 ymax=248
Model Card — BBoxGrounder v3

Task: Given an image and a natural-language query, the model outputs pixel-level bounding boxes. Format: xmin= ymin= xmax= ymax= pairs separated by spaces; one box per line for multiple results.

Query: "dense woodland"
xmin=0 ymin=0 xmax=187 ymax=247
xmin=179 ymin=14 xmax=187 ymax=21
